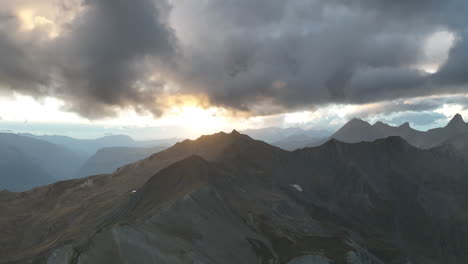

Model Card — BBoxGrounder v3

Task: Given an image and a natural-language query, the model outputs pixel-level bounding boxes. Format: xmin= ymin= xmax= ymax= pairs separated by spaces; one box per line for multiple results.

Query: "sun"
xmin=164 ymin=105 xmax=230 ymax=135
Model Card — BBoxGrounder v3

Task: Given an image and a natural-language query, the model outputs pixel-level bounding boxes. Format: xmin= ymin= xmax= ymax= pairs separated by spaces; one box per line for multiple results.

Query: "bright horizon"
xmin=1 ymin=92 xmax=468 ymax=140
xmin=1 ymin=0 xmax=468 ymax=140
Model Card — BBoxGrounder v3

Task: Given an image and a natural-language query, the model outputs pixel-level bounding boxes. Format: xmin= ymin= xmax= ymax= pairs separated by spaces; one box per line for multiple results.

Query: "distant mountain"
xmin=76 ymin=145 xmax=170 ymax=177
xmin=20 ymin=133 xmax=181 ymax=156
xmin=0 ymin=144 xmax=52 ymax=191
xmin=309 ymin=113 xmax=468 ymax=149
xmin=271 ymin=133 xmax=324 ymax=150
xmin=241 ymin=126 xmax=331 ymax=149
xmin=2 ymin=131 xmax=468 ymax=263
xmin=0 ymin=133 xmax=87 ymax=191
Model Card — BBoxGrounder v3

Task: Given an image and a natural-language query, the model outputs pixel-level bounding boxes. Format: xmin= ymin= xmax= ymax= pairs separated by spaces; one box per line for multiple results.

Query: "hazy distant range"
xmin=2 ymin=114 xmax=468 ymax=192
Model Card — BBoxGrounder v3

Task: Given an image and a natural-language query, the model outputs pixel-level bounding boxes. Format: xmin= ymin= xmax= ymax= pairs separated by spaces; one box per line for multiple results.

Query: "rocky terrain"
xmin=1 ymin=130 xmax=468 ymax=263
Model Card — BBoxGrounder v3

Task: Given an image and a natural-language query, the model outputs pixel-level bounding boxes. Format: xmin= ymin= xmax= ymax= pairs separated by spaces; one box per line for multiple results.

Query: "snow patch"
xmin=79 ymin=179 xmax=94 ymax=188
xmin=290 ymin=184 xmax=303 ymax=192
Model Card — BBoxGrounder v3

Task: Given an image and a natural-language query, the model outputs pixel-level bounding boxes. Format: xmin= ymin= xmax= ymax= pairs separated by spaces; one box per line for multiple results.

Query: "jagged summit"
xmin=374 ymin=121 xmax=386 ymax=126
xmin=323 ymin=114 xmax=468 ymax=149
xmin=230 ymin=129 xmax=241 ymax=135
xmin=447 ymin=113 xmax=466 ymax=128
xmin=347 ymin=117 xmax=370 ymax=126
xmin=399 ymin=122 xmax=411 ymax=129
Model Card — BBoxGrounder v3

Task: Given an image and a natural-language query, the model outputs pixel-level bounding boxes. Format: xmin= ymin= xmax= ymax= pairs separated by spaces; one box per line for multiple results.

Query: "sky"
xmin=1 ymin=0 xmax=468 ymax=139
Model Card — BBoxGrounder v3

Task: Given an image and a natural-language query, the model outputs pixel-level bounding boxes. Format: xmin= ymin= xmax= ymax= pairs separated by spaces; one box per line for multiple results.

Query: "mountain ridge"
xmin=2 ymin=131 xmax=468 ymax=263
xmin=308 ymin=113 xmax=468 ymax=149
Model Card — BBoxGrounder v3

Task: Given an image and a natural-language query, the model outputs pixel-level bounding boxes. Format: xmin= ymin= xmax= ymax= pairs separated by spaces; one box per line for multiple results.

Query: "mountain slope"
xmin=21 ymin=133 xmax=181 ymax=156
xmin=1 ymin=131 xmax=468 ymax=263
xmin=442 ymin=132 xmax=468 ymax=158
xmin=0 ymin=133 xmax=86 ymax=191
xmin=76 ymin=145 xmax=170 ymax=177
xmin=0 ymin=144 xmax=53 ymax=191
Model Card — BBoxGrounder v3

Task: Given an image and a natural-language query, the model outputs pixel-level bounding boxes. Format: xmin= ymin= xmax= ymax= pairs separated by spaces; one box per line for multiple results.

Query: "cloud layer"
xmin=0 ymin=0 xmax=467 ymax=118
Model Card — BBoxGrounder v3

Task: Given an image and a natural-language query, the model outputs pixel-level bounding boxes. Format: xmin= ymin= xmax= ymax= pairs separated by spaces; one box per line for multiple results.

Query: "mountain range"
xmin=241 ymin=127 xmax=331 ymax=150
xmin=3 ymin=114 xmax=467 ymax=192
xmin=310 ymin=114 xmax=468 ymax=151
xmin=2 ymin=130 xmax=468 ymax=263
xmin=0 ymin=133 xmax=179 ymax=191
xmin=0 ymin=133 xmax=86 ymax=191
xmin=20 ymin=133 xmax=180 ymax=156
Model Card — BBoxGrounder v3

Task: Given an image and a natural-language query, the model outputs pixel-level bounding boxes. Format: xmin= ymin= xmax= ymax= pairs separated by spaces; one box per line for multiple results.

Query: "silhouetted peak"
xmin=169 ymin=130 xmax=259 ymax=156
xmin=399 ymin=122 xmax=411 ymax=129
xmin=350 ymin=117 xmax=366 ymax=123
xmin=373 ymin=121 xmax=389 ymax=128
xmin=344 ymin=118 xmax=371 ymax=127
xmin=447 ymin=113 xmax=465 ymax=128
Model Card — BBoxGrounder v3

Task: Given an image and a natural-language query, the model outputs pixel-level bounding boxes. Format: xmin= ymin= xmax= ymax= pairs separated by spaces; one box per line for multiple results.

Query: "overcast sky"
xmin=0 ymin=0 xmax=468 ymax=139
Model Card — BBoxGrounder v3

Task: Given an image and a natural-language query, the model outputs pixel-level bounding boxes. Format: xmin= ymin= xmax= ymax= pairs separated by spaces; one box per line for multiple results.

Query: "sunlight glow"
xmin=17 ymin=9 xmax=59 ymax=38
xmin=2 ymin=92 xmax=468 ymax=139
xmin=0 ymin=94 xmax=85 ymax=123
xmin=415 ymin=30 xmax=456 ymax=74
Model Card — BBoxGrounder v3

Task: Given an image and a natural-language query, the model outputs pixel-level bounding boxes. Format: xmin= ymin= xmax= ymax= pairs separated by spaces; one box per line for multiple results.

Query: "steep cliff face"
xmin=2 ymin=132 xmax=468 ymax=264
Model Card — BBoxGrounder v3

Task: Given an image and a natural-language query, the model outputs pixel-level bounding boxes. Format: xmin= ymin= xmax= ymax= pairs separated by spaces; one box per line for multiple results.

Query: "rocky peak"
xmin=446 ymin=113 xmax=466 ymax=130
xmin=230 ymin=129 xmax=241 ymax=136
xmin=399 ymin=122 xmax=411 ymax=129
xmin=341 ymin=118 xmax=371 ymax=130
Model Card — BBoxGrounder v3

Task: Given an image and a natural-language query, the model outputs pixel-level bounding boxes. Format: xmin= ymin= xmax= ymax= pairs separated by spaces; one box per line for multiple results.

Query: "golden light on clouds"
xmin=17 ymin=9 xmax=59 ymax=38
xmin=158 ymin=94 xmax=211 ymax=110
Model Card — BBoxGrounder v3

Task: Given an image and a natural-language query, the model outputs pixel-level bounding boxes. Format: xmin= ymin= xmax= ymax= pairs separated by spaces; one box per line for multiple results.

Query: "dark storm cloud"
xmin=345 ymin=95 xmax=468 ymax=121
xmin=0 ymin=0 xmax=468 ymax=118
xmin=0 ymin=13 xmax=50 ymax=94
xmin=52 ymin=0 xmax=176 ymax=118
xmin=0 ymin=0 xmax=176 ymax=118
xmin=170 ymin=0 xmax=468 ymax=113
